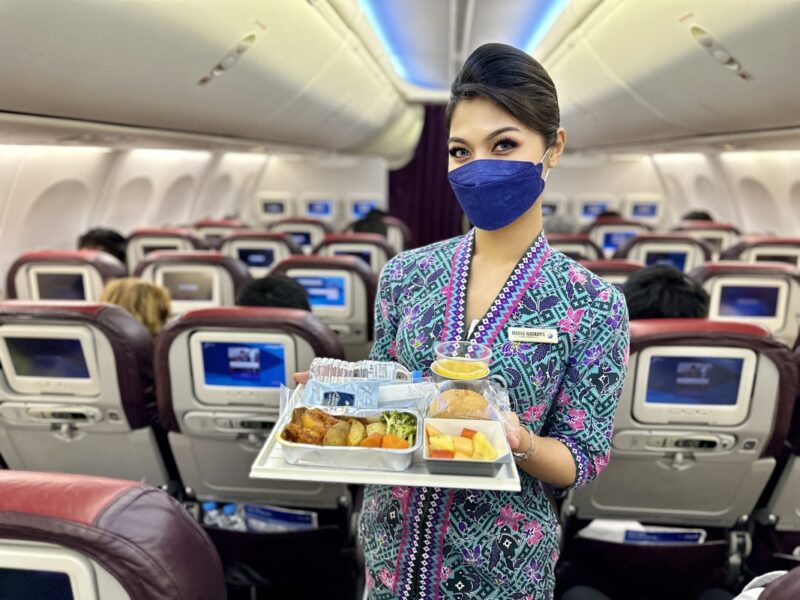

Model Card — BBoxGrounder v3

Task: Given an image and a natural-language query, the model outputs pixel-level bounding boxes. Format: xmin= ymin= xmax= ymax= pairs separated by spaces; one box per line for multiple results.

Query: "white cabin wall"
xmin=191 ymin=153 xmax=268 ymax=222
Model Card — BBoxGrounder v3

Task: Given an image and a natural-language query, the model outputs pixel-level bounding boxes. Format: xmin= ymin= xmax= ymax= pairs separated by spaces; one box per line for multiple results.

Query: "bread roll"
xmin=430 ymin=388 xmax=491 ymax=419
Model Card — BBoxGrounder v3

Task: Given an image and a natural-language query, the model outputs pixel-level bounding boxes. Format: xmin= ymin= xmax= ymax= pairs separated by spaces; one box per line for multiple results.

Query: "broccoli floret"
xmin=382 ymin=411 xmax=417 ymax=445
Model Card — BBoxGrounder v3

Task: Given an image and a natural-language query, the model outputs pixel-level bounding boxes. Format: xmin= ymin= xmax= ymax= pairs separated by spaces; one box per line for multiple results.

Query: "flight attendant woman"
xmin=359 ymin=43 xmax=630 ymax=599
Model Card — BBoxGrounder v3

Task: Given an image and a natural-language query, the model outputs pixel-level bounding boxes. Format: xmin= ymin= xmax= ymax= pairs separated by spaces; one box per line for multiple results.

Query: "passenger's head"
xmin=236 ymin=274 xmax=311 ymax=311
xmin=623 ymin=265 xmax=710 ymax=320
xmin=78 ymin=228 xmax=127 ymax=264
xmin=682 ymin=210 xmax=714 ymax=221
xmin=100 ymin=278 xmax=171 ymax=336
xmin=445 ymin=43 xmax=566 ymax=173
xmin=352 ymin=209 xmax=389 ymax=237
xmin=544 ymin=214 xmax=578 ymax=234
xmin=596 ymin=210 xmax=621 ymax=219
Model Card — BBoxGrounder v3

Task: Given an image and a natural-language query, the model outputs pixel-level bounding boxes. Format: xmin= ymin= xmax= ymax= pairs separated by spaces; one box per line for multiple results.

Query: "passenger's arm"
xmin=512 ymin=288 xmax=630 ymax=488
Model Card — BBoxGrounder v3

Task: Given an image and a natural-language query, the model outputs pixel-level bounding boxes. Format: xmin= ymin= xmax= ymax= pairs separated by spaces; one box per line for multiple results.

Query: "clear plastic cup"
xmin=430 ymin=341 xmax=491 ymax=381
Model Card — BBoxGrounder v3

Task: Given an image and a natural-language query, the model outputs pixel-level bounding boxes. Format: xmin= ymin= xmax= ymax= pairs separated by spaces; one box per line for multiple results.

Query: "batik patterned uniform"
xmin=359 ymin=230 xmax=630 ymax=600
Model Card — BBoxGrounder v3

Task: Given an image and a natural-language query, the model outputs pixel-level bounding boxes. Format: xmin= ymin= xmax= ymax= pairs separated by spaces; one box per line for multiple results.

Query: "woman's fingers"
xmin=293 ymin=371 xmax=310 ymax=385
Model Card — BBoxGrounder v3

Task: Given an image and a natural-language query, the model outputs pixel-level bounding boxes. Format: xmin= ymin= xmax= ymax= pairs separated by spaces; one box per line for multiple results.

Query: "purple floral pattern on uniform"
xmin=495 ymin=505 xmax=526 ymax=532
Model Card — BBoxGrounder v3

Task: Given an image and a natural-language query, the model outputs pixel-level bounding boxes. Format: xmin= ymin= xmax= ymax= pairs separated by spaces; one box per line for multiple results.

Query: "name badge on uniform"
xmin=507 ymin=327 xmax=558 ymax=344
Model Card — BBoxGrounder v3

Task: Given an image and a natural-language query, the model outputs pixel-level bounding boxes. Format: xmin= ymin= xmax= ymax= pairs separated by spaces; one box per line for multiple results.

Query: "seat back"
xmin=219 ymin=230 xmax=303 ymax=278
xmin=344 ymin=215 xmax=413 ymax=253
xmin=126 ymin=228 xmax=207 ymax=272
xmin=0 ymin=471 xmax=224 ymax=600
xmin=579 ymin=259 xmax=643 ymax=290
xmin=313 ymin=233 xmax=395 ymax=275
xmin=624 ymin=193 xmax=664 ymax=227
xmin=575 ymin=194 xmax=619 ymax=224
xmin=547 ymin=233 xmax=604 ymax=261
xmin=155 ymin=307 xmax=347 ymax=506
xmin=673 ymin=221 xmax=741 ymax=259
xmin=587 ymin=217 xmax=653 ymax=256
xmin=616 ymin=233 xmax=713 ymax=273
xmin=193 ymin=217 xmax=247 ymax=248
xmin=567 ymin=319 xmax=798 ymax=528
xmin=271 ymin=256 xmax=377 ymax=361
xmin=690 ymin=263 xmax=800 ymax=347
xmin=269 ymin=218 xmax=331 ymax=253
xmin=722 ymin=236 xmax=800 ymax=268
xmin=135 ymin=251 xmax=251 ymax=313
xmin=0 ymin=302 xmax=169 ymax=485
xmin=254 ymin=192 xmax=295 ymax=224
xmin=6 ymin=250 xmax=126 ymax=301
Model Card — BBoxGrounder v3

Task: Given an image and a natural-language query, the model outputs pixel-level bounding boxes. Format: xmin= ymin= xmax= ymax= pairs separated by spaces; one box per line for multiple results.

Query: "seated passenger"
xmin=78 ymin=227 xmax=127 ymax=264
xmin=682 ymin=210 xmax=714 ymax=221
xmin=351 ymin=208 xmax=389 ymax=237
xmin=622 ymin=264 xmax=710 ymax=319
xmin=100 ymin=277 xmax=172 ymax=336
xmin=236 ymin=274 xmax=311 ymax=310
xmin=544 ymin=213 xmax=579 ymax=234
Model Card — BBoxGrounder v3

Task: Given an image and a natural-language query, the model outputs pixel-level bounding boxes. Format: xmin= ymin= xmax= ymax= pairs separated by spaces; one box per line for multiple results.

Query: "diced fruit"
xmin=430 ymin=449 xmax=454 ymax=459
xmin=429 ymin=434 xmax=455 ymax=452
xmin=471 ymin=432 xmax=498 ymax=461
xmin=381 ymin=434 xmax=410 ymax=450
xmin=453 ymin=436 xmax=473 ymax=457
xmin=461 ymin=428 xmax=478 ymax=439
xmin=453 ymin=452 xmax=471 ymax=460
xmin=359 ymin=433 xmax=383 ymax=448
xmin=425 ymin=423 xmax=443 ymax=438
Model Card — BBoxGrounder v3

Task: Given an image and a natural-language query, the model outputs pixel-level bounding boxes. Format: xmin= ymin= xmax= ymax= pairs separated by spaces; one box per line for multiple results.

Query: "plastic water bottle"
xmin=309 ymin=358 xmax=411 ymax=382
xmin=202 ymin=501 xmax=220 ymax=527
xmin=219 ymin=503 xmax=247 ymax=531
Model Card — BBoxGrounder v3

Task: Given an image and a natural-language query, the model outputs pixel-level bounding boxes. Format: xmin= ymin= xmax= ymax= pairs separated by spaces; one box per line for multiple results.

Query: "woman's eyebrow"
xmin=485 ymin=126 xmax=520 ymax=141
xmin=447 ymin=136 xmax=468 ymax=145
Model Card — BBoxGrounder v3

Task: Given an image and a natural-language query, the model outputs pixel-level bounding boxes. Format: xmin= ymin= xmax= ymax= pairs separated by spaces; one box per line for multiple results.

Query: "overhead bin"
xmin=543 ymin=0 xmax=800 ymax=148
xmin=0 ymin=0 xmax=422 ymax=161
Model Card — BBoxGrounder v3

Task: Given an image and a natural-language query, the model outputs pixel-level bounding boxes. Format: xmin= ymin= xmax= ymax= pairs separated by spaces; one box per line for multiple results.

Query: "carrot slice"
xmin=381 ymin=434 xmax=410 ymax=450
xmin=359 ymin=433 xmax=383 ymax=448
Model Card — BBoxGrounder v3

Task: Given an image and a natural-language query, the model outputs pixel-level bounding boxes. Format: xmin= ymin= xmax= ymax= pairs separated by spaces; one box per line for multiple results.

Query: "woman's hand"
xmin=293 ymin=371 xmax=310 ymax=385
xmin=500 ymin=410 xmax=525 ymax=451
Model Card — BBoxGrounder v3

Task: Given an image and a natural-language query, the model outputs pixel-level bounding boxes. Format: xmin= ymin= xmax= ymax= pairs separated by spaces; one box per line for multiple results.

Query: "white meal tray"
xmin=249 ymin=384 xmax=521 ymax=492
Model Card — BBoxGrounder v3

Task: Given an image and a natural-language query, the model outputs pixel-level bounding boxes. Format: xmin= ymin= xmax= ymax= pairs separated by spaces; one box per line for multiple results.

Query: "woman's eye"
xmin=493 ymin=138 xmax=518 ymax=152
xmin=449 ymin=147 xmax=469 ymax=159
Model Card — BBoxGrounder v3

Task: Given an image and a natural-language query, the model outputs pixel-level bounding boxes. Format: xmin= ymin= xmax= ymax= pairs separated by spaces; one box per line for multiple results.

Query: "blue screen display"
xmin=632 ymin=203 xmax=658 ymax=218
xmin=289 ymin=231 xmax=312 ymax=247
xmin=238 ymin=248 xmax=275 ymax=268
xmin=645 ymin=356 xmax=744 ymax=406
xmin=36 ymin=273 xmax=85 ymax=300
xmin=719 ymin=286 xmax=780 ymax=318
xmin=541 ymin=203 xmax=557 ymax=216
xmin=6 ymin=338 xmax=89 ymax=378
xmin=307 ymin=200 xmax=332 ymax=217
xmin=352 ymin=200 xmax=378 ymax=219
xmin=0 ymin=568 xmax=73 ymax=600
xmin=201 ymin=342 xmax=285 ymax=388
xmin=582 ymin=202 xmax=609 ymax=217
xmin=294 ymin=276 xmax=346 ymax=307
xmin=334 ymin=249 xmax=372 ymax=266
xmin=645 ymin=251 xmax=688 ymax=272
xmin=602 ymin=230 xmax=637 ymax=251
xmin=262 ymin=201 xmax=285 ymax=214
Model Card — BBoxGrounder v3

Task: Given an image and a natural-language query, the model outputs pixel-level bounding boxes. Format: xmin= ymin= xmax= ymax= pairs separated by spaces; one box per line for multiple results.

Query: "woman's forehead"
xmin=449 ymin=97 xmax=532 ymax=137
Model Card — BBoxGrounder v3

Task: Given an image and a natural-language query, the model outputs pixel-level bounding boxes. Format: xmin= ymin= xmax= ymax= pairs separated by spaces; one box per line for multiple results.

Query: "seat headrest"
xmin=587 ymin=217 xmax=653 ymax=230
xmin=614 ymin=233 xmax=713 ymax=260
xmin=630 ymin=318 xmax=771 ymax=340
xmin=0 ymin=301 xmax=156 ymax=428
xmin=721 ymin=236 xmax=800 ymax=260
xmin=193 ymin=217 xmax=246 ymax=229
xmin=690 ymin=262 xmax=800 ymax=284
xmin=128 ymin=227 xmax=207 ymax=247
xmin=269 ymin=217 xmax=332 ymax=232
xmin=5 ymin=250 xmax=127 ymax=299
xmin=674 ymin=221 xmax=741 ymax=234
xmin=315 ymin=233 xmax=396 ymax=258
xmin=579 ymin=259 xmax=643 ymax=273
xmin=0 ymin=471 xmax=225 ymax=600
xmin=154 ymin=306 xmax=345 ymax=431
xmin=133 ymin=251 xmax=252 ymax=293
xmin=221 ymin=229 xmax=303 ymax=253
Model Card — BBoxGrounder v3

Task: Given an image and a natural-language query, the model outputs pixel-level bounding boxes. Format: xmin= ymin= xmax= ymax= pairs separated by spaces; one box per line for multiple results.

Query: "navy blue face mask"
xmin=448 ymin=150 xmax=550 ymax=231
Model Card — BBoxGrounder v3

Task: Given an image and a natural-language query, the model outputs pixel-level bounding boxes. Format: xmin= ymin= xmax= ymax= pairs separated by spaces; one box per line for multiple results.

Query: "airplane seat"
xmin=312 ymin=232 xmax=396 ymax=275
xmin=0 ymin=301 xmax=173 ymax=486
xmin=690 ymin=262 xmax=800 ymax=347
xmin=134 ymin=251 xmax=251 ymax=313
xmin=673 ymin=221 xmax=742 ymax=259
xmin=219 ymin=230 xmax=303 ymax=278
xmin=0 ymin=470 xmax=225 ymax=600
xmin=721 ymin=236 xmax=800 ymax=268
xmin=125 ymin=227 xmax=208 ymax=273
xmin=578 ymin=259 xmax=643 ymax=290
xmin=547 ymin=233 xmax=604 ymax=261
xmin=268 ymin=217 xmax=331 ymax=254
xmin=271 ymin=255 xmax=378 ymax=361
xmin=585 ymin=217 xmax=653 ymax=257
xmin=559 ymin=319 xmax=798 ymax=599
xmin=154 ymin=306 xmax=357 ymax=597
xmin=192 ymin=217 xmax=248 ymax=249
xmin=344 ymin=215 xmax=414 ymax=253
xmin=6 ymin=250 xmax=127 ymax=301
xmin=615 ymin=233 xmax=713 ymax=273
